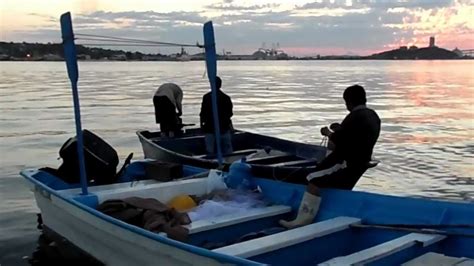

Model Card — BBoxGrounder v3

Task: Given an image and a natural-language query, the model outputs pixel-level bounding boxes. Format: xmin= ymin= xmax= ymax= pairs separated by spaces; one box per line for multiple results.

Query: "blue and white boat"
xmin=20 ymin=12 xmax=474 ymax=266
xmin=21 ymin=160 xmax=474 ymax=265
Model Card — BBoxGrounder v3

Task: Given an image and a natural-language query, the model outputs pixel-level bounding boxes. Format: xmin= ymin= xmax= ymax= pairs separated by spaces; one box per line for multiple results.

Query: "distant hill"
xmin=369 ymin=46 xmax=459 ymax=60
xmin=0 ymin=42 xmax=165 ymax=60
xmin=0 ymin=41 xmax=467 ymax=61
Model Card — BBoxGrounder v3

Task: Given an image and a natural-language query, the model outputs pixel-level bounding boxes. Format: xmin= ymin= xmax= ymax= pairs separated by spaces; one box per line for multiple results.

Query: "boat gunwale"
xmin=136 ymin=129 xmax=326 ymax=168
xmin=20 ymin=168 xmax=474 ymax=265
xmin=136 ymin=129 xmax=219 ymax=166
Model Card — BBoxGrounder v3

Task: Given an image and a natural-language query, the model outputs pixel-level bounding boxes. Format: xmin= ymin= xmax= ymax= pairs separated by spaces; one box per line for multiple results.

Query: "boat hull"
xmin=137 ymin=129 xmax=327 ymax=184
xmin=22 ymin=167 xmax=474 ymax=265
xmin=33 ymin=191 xmax=232 ymax=265
xmin=23 ymin=169 xmax=259 ymax=265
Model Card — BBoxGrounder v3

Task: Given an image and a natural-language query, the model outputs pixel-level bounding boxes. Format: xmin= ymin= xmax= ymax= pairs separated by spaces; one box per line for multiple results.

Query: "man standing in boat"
xmin=153 ymin=83 xmax=183 ymax=137
xmin=280 ymin=84 xmax=381 ymax=229
xmin=200 ymin=76 xmax=234 ymax=155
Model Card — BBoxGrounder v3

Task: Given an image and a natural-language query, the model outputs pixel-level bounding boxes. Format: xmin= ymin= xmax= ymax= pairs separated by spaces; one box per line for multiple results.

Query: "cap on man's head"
xmin=343 ymin=84 xmax=366 ymax=105
xmin=215 ymin=76 xmax=222 ymax=89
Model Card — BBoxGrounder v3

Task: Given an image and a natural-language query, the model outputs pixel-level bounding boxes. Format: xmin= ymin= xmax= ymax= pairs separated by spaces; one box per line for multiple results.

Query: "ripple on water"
xmin=0 ymin=60 xmax=473 ymax=264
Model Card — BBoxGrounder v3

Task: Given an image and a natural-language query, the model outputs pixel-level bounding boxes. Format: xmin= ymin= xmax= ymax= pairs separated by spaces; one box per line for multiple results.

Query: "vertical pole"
xmin=203 ymin=21 xmax=223 ymax=166
xmin=60 ymin=12 xmax=88 ymax=195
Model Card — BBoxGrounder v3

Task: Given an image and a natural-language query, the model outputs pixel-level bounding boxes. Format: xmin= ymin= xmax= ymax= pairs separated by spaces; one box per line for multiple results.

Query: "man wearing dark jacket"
xmin=200 ymin=76 xmax=234 ymax=155
xmin=280 ymin=84 xmax=381 ymax=229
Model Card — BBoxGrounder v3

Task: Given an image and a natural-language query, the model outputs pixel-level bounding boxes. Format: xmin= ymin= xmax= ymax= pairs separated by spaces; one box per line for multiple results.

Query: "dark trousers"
xmin=153 ymin=96 xmax=179 ymax=134
xmin=309 ymin=165 xmax=367 ymax=190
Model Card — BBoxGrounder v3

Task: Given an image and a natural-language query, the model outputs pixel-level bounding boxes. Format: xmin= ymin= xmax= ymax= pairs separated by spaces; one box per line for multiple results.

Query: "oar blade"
xmin=60 ymin=12 xmax=79 ymax=84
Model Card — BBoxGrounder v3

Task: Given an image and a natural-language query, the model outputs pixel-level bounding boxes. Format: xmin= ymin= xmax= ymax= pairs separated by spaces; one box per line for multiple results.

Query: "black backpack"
xmin=56 ymin=130 xmax=120 ymax=184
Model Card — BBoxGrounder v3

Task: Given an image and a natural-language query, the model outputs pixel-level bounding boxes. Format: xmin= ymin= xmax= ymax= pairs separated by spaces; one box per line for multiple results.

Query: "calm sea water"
xmin=1 ymin=60 xmax=473 ymax=264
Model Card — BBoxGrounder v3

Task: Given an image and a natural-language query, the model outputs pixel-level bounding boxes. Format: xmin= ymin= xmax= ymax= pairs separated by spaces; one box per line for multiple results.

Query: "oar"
xmin=60 ymin=12 xmax=88 ymax=195
xmin=203 ymin=21 xmax=223 ymax=167
xmin=351 ymin=224 xmax=474 ymax=238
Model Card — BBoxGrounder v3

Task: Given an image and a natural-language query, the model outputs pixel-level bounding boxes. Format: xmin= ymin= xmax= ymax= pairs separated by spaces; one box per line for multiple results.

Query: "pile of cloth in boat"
xmin=97 ymin=197 xmax=191 ymax=241
xmin=97 ymin=189 xmax=270 ymax=241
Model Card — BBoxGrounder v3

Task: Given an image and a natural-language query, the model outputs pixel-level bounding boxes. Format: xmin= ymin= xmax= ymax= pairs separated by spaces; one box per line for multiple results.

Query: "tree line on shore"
xmin=0 ymin=41 xmax=467 ymax=61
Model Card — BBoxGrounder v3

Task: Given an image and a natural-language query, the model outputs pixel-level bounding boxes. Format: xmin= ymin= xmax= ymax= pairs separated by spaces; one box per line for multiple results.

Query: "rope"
xmin=75 ymin=43 xmax=190 ymax=47
xmin=75 ymin=33 xmax=201 ymax=47
xmin=269 ymin=137 xmax=328 ymax=182
xmin=320 ymin=136 xmax=328 ymax=147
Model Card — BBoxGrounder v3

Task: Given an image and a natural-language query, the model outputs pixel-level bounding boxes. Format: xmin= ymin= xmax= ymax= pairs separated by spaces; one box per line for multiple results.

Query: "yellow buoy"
xmin=167 ymin=195 xmax=197 ymax=211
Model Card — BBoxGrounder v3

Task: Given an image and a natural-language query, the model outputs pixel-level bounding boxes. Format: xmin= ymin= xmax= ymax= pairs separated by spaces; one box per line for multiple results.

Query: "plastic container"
xmin=225 ymin=159 xmax=256 ymax=190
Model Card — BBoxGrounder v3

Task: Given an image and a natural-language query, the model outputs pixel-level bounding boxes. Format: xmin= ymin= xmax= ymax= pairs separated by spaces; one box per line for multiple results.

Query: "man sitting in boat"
xmin=280 ymin=84 xmax=381 ymax=229
xmin=200 ymin=76 xmax=234 ymax=155
xmin=153 ymin=83 xmax=183 ymax=137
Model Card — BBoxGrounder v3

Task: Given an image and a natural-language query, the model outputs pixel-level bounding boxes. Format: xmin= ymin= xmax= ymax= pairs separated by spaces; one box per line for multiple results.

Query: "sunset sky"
xmin=0 ymin=0 xmax=472 ymax=56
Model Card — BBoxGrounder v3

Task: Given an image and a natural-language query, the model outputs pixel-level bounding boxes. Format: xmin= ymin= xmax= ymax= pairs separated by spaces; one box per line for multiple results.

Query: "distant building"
xmin=409 ymin=45 xmax=418 ymax=50
xmin=43 ymin=54 xmax=62 ymax=61
xmin=77 ymin=54 xmax=91 ymax=60
xmin=110 ymin=54 xmax=127 ymax=61
xmin=429 ymin=36 xmax=435 ymax=47
xmin=142 ymin=55 xmax=165 ymax=61
xmin=0 ymin=54 xmax=10 ymax=60
xmin=399 ymin=46 xmax=408 ymax=51
xmin=452 ymin=47 xmax=463 ymax=57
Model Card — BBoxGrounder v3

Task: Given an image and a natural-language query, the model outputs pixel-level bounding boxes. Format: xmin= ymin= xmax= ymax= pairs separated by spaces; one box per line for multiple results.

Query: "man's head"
xmin=343 ymin=84 xmax=366 ymax=111
xmin=215 ymin=76 xmax=222 ymax=90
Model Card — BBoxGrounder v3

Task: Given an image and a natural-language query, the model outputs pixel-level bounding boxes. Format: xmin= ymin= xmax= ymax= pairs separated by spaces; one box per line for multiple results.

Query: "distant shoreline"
xmin=1 ymin=41 xmax=471 ymax=61
xmin=1 ymin=58 xmax=472 ymax=62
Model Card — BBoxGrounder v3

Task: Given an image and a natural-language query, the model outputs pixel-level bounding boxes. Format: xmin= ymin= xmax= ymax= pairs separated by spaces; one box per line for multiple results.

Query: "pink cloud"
xmin=386 ymin=1 xmax=474 ymax=50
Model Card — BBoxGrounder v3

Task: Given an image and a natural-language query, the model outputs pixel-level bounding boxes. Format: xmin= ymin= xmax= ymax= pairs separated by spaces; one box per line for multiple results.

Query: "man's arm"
xmin=229 ymin=96 xmax=233 ymax=118
xmin=329 ymin=115 xmax=353 ymax=148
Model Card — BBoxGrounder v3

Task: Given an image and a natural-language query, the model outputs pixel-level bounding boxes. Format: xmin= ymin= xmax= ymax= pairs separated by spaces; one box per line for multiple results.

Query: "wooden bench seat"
xmin=154 ymin=131 xmax=246 ymax=142
xmin=213 ymin=216 xmax=361 ymax=258
xmin=320 ymin=233 xmax=446 ymax=265
xmin=193 ymin=149 xmax=259 ymax=159
xmin=245 ymin=154 xmax=296 ymax=165
xmin=269 ymin=159 xmax=317 ymax=167
xmin=186 ymin=205 xmax=291 ymax=234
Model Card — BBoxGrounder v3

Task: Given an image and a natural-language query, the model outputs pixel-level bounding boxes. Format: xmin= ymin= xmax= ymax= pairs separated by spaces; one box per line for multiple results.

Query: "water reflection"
xmin=0 ymin=60 xmax=473 ymax=264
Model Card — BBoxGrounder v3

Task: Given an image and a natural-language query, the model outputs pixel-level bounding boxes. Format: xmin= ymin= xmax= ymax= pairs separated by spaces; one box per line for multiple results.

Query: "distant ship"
xmin=252 ymin=42 xmax=289 ymax=60
xmin=175 ymin=47 xmax=191 ymax=61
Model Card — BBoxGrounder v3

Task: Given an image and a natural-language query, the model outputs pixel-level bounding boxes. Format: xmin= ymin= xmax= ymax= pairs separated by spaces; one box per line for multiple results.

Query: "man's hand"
xmin=320 ymin=126 xmax=332 ymax=137
xmin=329 ymin=123 xmax=341 ymax=131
